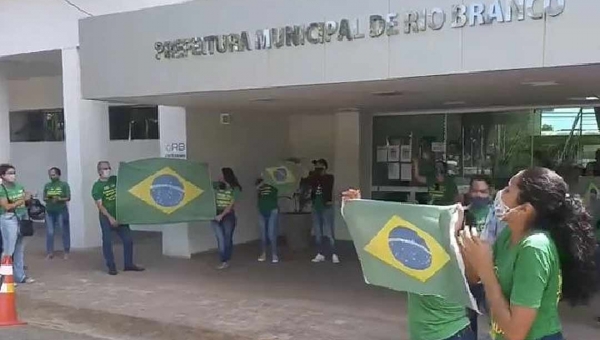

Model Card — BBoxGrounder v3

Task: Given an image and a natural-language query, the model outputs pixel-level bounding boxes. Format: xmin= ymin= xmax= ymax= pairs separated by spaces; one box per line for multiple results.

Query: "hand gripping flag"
xmin=116 ymin=158 xmax=216 ymax=224
xmin=342 ymin=199 xmax=478 ymax=310
xmin=262 ymin=162 xmax=301 ymax=196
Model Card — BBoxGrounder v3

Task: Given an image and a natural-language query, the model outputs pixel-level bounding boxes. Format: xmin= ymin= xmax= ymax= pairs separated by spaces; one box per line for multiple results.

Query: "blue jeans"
xmin=45 ymin=208 xmax=71 ymax=255
xmin=595 ymin=242 xmax=600 ymax=283
xmin=445 ymin=326 xmax=475 ymax=340
xmin=312 ymin=206 xmax=335 ymax=254
xmin=259 ymin=209 xmax=278 ymax=257
xmin=211 ymin=212 xmax=236 ymax=263
xmin=99 ymin=214 xmax=134 ymax=271
xmin=0 ymin=213 xmax=26 ymax=283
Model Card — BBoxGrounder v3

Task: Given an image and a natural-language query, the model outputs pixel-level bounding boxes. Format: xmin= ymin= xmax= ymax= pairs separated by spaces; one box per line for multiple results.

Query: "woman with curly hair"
xmin=460 ymin=167 xmax=598 ymax=340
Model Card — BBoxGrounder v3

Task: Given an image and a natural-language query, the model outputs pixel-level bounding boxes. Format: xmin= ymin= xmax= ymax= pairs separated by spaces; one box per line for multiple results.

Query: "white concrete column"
xmin=0 ymin=73 xmax=10 ymax=164
xmin=158 ymin=106 xmax=193 ymax=258
xmin=62 ymin=47 xmax=109 ymax=248
xmin=333 ymin=109 xmax=361 ymax=241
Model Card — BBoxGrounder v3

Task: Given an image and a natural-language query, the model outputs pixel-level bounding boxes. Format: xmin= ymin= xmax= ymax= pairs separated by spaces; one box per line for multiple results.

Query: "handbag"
xmin=1 ymin=184 xmax=34 ymax=237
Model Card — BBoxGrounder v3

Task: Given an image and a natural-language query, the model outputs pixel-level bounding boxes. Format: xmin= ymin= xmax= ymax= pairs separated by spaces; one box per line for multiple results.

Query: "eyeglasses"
xmin=99 ymin=167 xmax=111 ymax=171
xmin=5 ymin=171 xmax=16 ymax=175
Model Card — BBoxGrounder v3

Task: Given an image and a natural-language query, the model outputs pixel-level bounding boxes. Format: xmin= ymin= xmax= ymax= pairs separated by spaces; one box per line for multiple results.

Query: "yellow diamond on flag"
xmin=364 ymin=215 xmax=450 ymax=283
xmin=128 ymin=167 xmax=203 ymax=215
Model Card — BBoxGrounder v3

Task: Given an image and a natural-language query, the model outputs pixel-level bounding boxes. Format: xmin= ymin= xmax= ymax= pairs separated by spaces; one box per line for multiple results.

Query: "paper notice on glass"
xmin=388 ymin=145 xmax=400 ymax=162
xmin=400 ymin=145 xmax=412 ymax=162
xmin=377 ymin=146 xmax=388 ymax=163
xmin=401 ymin=163 xmax=412 ymax=181
xmin=431 ymin=142 xmax=446 ymax=153
xmin=388 ymin=163 xmax=400 ymax=180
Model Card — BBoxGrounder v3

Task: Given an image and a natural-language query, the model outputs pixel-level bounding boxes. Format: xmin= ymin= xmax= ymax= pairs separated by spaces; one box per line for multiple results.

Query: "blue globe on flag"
xmin=150 ymin=174 xmax=185 ymax=207
xmin=273 ymin=167 xmax=288 ymax=183
xmin=388 ymin=227 xmax=432 ymax=270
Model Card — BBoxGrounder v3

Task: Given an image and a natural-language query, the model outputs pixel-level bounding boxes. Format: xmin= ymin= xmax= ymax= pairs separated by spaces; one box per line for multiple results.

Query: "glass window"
xmin=9 ymin=109 xmax=65 ymax=142
xmin=109 ymin=106 xmax=159 ymax=140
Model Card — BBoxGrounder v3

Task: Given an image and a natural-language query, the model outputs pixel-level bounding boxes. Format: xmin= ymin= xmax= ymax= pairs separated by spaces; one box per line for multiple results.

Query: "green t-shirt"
xmin=257 ymin=184 xmax=278 ymax=214
xmin=213 ymin=182 xmax=241 ymax=213
xmin=491 ymin=228 xmax=562 ymax=340
xmin=427 ymin=176 xmax=458 ymax=206
xmin=407 ymin=293 xmax=470 ymax=340
xmin=92 ymin=176 xmax=118 ymax=218
xmin=44 ymin=180 xmax=71 ymax=212
xmin=0 ymin=183 xmax=27 ymax=217
xmin=467 ymin=205 xmax=491 ymax=233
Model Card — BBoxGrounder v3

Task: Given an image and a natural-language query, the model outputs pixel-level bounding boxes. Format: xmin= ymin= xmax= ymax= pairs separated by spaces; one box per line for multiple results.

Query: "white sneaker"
xmin=272 ymin=255 xmax=279 ymax=264
xmin=258 ymin=253 xmax=267 ymax=262
xmin=311 ymin=254 xmax=326 ymax=263
xmin=217 ymin=262 xmax=229 ymax=270
xmin=332 ymin=254 xmax=340 ymax=264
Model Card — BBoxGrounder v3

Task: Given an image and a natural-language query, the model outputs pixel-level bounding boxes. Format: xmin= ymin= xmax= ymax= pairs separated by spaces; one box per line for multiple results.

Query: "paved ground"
xmin=9 ymin=228 xmax=600 ymax=339
xmin=3 ymin=325 xmax=107 ymax=340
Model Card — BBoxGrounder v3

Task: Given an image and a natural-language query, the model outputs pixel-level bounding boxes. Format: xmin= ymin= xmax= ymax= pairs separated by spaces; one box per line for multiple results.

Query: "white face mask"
xmin=493 ymin=189 xmax=511 ymax=220
xmin=101 ymin=170 xmax=111 ymax=178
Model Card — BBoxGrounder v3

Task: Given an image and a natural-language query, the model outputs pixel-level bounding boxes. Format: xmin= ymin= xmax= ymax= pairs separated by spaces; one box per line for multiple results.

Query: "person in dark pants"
xmin=91 ymin=161 xmax=144 ymax=276
xmin=308 ymin=159 xmax=339 ymax=264
xmin=464 ymin=175 xmax=494 ymax=339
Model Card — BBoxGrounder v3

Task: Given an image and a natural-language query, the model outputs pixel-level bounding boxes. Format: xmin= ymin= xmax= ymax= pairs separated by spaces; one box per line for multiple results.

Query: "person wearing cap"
xmin=308 ymin=159 xmax=339 ymax=264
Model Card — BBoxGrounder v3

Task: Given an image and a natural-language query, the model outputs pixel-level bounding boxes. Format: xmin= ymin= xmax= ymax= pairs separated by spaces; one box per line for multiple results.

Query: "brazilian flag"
xmin=342 ymin=199 xmax=477 ymax=310
xmin=262 ymin=162 xmax=301 ymax=196
xmin=116 ymin=158 xmax=216 ymax=224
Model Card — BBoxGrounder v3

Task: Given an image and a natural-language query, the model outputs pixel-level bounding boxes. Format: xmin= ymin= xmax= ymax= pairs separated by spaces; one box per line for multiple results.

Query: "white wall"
xmin=288 ymin=114 xmax=335 ymax=170
xmin=8 ymin=76 xmax=63 ymax=111
xmin=8 ymin=140 xmax=158 ymax=203
xmin=186 ymin=111 xmax=290 ymax=254
xmin=6 ymin=75 xmax=159 ymax=198
xmin=0 ymin=0 xmax=191 ymax=57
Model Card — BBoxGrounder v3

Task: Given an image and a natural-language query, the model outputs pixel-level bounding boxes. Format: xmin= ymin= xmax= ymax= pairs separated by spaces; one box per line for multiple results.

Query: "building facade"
xmin=1 ymin=0 xmax=599 ymax=258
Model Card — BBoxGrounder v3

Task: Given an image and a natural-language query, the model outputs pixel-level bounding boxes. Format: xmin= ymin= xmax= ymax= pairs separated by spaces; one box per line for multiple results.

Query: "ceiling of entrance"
xmin=110 ymin=63 xmax=600 ymax=114
xmin=0 ymin=50 xmax=62 ymax=80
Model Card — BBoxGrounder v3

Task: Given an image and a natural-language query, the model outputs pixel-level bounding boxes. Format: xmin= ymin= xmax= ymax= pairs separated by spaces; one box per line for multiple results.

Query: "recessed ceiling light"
xmin=521 ymin=81 xmax=559 ymax=87
xmin=568 ymin=96 xmax=600 ymax=101
xmin=251 ymin=98 xmax=276 ymax=102
xmin=372 ymin=91 xmax=404 ymax=97
xmin=443 ymin=101 xmax=466 ymax=105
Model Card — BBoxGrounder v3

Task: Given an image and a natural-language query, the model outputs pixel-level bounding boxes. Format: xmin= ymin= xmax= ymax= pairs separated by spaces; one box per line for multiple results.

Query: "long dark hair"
xmin=222 ymin=168 xmax=242 ymax=191
xmin=517 ymin=167 xmax=598 ymax=305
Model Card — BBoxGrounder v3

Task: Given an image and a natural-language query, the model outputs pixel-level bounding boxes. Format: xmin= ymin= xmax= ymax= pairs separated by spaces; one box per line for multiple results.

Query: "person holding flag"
xmin=460 ymin=167 xmax=598 ymax=340
xmin=92 ymin=161 xmax=145 ymax=276
xmin=342 ymin=188 xmax=475 ymax=340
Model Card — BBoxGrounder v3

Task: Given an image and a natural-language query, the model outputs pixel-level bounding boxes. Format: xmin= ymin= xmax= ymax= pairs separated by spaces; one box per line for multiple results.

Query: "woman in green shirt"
xmin=212 ymin=168 xmax=242 ymax=270
xmin=0 ymin=164 xmax=34 ymax=284
xmin=43 ymin=167 xmax=71 ymax=259
xmin=460 ymin=167 xmax=597 ymax=340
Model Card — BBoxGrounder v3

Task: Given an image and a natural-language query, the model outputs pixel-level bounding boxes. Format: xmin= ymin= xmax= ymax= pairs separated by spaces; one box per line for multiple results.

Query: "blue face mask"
xmin=470 ymin=196 xmax=491 ymax=209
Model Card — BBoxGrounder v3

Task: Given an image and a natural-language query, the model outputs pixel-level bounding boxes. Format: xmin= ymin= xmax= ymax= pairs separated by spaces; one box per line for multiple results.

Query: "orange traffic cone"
xmin=0 ymin=255 xmax=26 ymax=327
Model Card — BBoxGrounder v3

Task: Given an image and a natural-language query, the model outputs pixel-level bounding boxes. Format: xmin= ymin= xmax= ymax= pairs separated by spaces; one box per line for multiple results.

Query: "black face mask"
xmin=218 ymin=182 xmax=226 ymax=190
xmin=314 ymin=167 xmax=325 ymax=175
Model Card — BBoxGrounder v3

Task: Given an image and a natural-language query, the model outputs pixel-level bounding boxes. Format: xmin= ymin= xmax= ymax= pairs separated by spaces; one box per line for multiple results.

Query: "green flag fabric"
xmin=116 ymin=158 xmax=216 ymax=224
xmin=342 ymin=199 xmax=477 ymax=311
xmin=262 ymin=162 xmax=301 ymax=196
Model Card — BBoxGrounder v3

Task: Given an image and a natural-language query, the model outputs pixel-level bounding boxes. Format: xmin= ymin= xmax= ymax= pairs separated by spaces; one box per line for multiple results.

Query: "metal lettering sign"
xmin=154 ymin=0 xmax=566 ymax=60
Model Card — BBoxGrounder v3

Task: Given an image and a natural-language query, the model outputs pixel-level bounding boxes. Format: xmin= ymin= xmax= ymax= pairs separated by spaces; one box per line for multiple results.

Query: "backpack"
xmin=27 ymin=198 xmax=46 ymax=221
